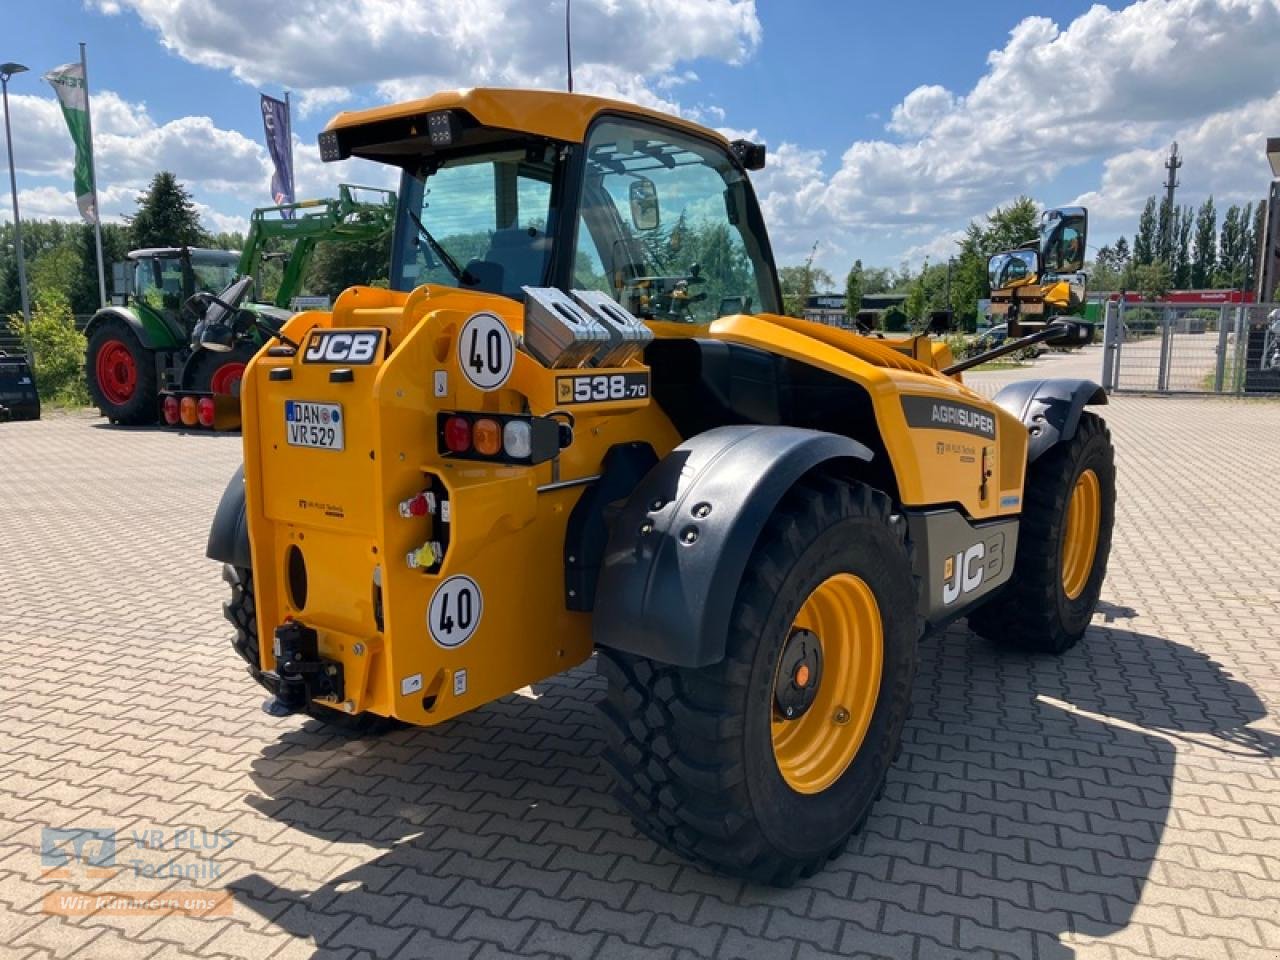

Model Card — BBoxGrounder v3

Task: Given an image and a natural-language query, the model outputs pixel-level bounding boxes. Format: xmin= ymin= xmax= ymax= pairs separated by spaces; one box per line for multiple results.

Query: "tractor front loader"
xmin=205 ymin=89 xmax=1116 ymax=883
xmin=84 ymin=185 xmax=395 ymax=428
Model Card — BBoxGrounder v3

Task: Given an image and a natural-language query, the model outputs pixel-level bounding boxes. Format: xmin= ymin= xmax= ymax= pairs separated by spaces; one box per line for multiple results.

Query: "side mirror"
xmin=111 ymin=261 xmax=130 ymax=298
xmin=1045 ymin=319 xmax=1095 ymax=348
xmin=629 ymin=177 xmax=660 ymax=232
xmin=988 ymin=249 xmax=1039 ymax=290
xmin=1040 ymin=206 xmax=1088 ymax=275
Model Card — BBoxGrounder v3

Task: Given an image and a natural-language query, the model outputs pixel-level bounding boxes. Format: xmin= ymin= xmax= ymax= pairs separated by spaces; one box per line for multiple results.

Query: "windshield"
xmin=392 ymin=145 xmax=560 ymax=298
xmin=989 ymin=251 xmax=1035 ymax=290
xmin=189 ymin=254 xmax=239 ymax=293
xmin=134 ymin=253 xmax=238 ymax=311
xmin=573 ymin=118 xmax=773 ymax=324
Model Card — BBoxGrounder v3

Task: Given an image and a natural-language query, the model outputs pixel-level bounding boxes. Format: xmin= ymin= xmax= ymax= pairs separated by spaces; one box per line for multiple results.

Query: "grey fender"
xmin=207 ymin=466 xmax=252 ymax=569
xmin=993 ymin=378 xmax=1107 ymax=463
xmin=592 ymin=425 xmax=872 ymax=668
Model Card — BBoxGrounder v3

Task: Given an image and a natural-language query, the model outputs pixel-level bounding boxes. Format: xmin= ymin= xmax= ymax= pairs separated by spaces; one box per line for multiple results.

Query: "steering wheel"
xmin=181 ymin=291 xmax=241 ymax=324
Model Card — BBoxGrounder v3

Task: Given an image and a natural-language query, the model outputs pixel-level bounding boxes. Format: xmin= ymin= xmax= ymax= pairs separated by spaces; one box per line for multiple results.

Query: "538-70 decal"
xmin=555 ymin=371 xmax=650 ymax=405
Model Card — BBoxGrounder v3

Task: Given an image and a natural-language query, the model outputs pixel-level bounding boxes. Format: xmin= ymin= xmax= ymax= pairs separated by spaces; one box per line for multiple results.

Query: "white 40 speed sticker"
xmin=458 ymin=312 xmax=514 ymax=391
xmin=428 ymin=575 xmax=482 ymax=648
xmin=555 ymin=371 xmax=649 ymax=404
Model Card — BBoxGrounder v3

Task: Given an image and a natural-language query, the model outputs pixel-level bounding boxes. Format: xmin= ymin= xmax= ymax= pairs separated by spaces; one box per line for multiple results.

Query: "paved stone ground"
xmin=2 ymin=385 xmax=1279 ymax=960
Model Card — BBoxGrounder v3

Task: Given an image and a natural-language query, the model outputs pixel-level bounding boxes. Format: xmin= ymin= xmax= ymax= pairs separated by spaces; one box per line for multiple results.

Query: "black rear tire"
xmin=85 ymin=319 xmax=159 ymax=425
xmin=222 ymin=565 xmax=397 ymax=735
xmin=968 ymin=411 xmax=1115 ymax=654
xmin=598 ymin=476 xmax=920 ymax=884
xmin=183 ymin=342 xmax=257 ymax=395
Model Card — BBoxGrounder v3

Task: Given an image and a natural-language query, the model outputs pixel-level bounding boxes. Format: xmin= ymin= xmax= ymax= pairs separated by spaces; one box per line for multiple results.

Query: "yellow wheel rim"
xmin=1061 ymin=468 xmax=1101 ymax=600
xmin=771 ymin=574 xmax=883 ymax=795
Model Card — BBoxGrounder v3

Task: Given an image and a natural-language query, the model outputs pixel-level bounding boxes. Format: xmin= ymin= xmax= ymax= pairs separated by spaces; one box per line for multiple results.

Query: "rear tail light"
xmin=162 ymin=395 xmax=180 ymax=425
xmin=179 ymin=396 xmax=198 ymax=426
xmin=502 ymin=420 xmax=532 ymax=459
xmin=443 ymin=416 xmax=472 ymax=452
xmin=437 ymin=412 xmax=566 ymax=465
xmin=472 ymin=418 xmax=502 ymax=456
xmin=197 ymin=397 xmax=216 ymax=428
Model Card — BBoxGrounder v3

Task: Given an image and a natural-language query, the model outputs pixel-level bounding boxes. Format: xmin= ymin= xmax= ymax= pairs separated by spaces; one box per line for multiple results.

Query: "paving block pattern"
xmin=1 ymin=392 xmax=1278 ymax=960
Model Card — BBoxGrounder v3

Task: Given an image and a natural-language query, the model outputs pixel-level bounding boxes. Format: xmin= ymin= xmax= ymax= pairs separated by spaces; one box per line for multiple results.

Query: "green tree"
xmin=1089 ymin=245 xmax=1122 ymax=292
xmin=1191 ymin=197 xmax=1216 ymax=289
xmin=1132 ymin=261 xmax=1172 ymax=301
xmin=982 ymin=197 xmax=1039 ymax=253
xmin=843 ymin=259 xmax=864 ymax=323
xmin=860 ymin=266 xmax=896 ymax=295
xmin=128 ymin=172 xmax=206 ymax=249
xmin=303 ymin=232 xmax=393 ymax=300
xmin=1134 ymin=196 xmax=1158 ymax=264
xmin=1215 ymin=204 xmax=1243 ymax=287
xmin=903 ymin=262 xmax=928 ymax=323
xmin=8 ymin=288 xmax=89 ymax=404
xmin=1173 ymin=205 xmax=1193 ymax=288
xmin=778 ymin=245 xmax=834 ymax=317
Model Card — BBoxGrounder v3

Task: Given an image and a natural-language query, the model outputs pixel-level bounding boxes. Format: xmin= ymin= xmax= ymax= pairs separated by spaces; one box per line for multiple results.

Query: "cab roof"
xmin=127 ymin=247 xmax=239 ymax=261
xmin=322 ymin=87 xmax=730 ymax=151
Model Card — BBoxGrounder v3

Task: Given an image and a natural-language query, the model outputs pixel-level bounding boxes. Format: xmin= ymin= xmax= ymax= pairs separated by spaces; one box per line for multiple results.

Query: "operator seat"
xmin=465 ymin=227 xmax=551 ymax=298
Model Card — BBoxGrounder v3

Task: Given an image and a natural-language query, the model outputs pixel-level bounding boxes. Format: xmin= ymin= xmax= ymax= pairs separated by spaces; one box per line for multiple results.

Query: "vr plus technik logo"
xmin=41 ymin=827 xmax=117 ymax=879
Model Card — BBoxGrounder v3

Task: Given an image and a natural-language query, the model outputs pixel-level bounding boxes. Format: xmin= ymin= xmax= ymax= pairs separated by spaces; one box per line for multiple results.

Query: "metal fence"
xmin=1101 ymin=300 xmax=1280 ymax=395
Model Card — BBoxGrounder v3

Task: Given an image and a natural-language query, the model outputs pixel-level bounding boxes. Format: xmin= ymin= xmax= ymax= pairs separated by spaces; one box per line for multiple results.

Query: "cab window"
xmin=573 ymin=118 xmax=772 ymax=324
xmin=397 ymin=149 xmax=555 ymax=299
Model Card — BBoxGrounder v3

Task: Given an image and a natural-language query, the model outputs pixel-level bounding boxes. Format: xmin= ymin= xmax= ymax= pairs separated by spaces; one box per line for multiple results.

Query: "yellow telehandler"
xmin=204 ymin=89 xmax=1114 ymax=883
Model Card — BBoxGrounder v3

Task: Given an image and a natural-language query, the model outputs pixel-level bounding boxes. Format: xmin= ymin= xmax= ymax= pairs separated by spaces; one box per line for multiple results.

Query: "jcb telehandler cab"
xmin=206 ymin=89 xmax=1115 ymax=884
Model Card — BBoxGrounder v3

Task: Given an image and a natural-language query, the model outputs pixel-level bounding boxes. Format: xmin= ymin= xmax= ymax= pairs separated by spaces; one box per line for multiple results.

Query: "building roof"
xmin=323 ymin=87 xmax=729 ymax=149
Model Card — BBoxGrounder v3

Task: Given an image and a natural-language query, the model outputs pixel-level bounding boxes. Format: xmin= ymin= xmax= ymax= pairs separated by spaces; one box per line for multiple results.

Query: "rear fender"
xmin=993 ymin=378 xmax=1106 ymax=463
xmin=592 ymin=425 xmax=872 ymax=668
xmin=85 ymin=306 xmax=178 ymax=351
xmin=207 ymin=466 xmax=252 ymax=569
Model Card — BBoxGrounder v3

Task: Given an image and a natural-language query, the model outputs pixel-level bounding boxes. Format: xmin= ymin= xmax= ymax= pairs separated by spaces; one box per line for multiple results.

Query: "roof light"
xmin=427 ymin=111 xmax=456 ymax=147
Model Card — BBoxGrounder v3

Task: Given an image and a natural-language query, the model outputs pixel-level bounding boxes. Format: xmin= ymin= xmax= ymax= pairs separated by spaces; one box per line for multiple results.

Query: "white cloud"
xmin=748 ymin=0 xmax=1280 ymax=270
xmin=90 ymin=0 xmax=760 ymax=114
xmin=1077 ymin=90 xmax=1280 ymax=223
xmin=297 ymin=86 xmax=353 ymax=119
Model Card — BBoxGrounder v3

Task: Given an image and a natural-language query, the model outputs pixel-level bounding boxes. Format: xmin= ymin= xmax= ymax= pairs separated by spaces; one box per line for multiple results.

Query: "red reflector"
xmin=197 ymin=397 xmax=216 ymax=428
xmin=162 ymin=395 xmax=179 ymax=425
xmin=179 ymin=396 xmax=198 ymax=426
xmin=444 ymin=415 xmax=472 ymax=452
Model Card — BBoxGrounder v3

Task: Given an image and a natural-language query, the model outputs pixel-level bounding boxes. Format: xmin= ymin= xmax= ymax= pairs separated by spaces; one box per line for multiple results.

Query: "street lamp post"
xmin=1 ymin=61 xmax=32 ymax=362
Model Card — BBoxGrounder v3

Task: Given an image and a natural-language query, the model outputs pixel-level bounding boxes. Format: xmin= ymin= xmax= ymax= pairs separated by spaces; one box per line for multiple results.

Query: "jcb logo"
xmin=304 ymin=329 xmax=382 ymax=364
xmin=942 ymin=535 xmax=1005 ymax=605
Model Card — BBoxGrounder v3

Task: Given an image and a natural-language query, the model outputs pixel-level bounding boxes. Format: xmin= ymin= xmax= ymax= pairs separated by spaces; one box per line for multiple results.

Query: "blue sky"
xmin=5 ymin=0 xmax=1280 ymax=276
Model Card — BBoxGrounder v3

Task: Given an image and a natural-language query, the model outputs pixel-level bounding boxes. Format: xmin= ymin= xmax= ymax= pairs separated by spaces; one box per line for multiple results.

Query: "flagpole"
xmin=79 ymin=41 xmax=106 ymax=308
xmin=284 ymin=90 xmax=293 ymax=200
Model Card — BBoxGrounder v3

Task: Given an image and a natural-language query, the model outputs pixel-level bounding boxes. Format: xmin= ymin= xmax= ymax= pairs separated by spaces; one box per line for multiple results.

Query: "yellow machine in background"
xmin=988 ymin=206 xmax=1089 ymax=333
xmin=205 ymin=88 xmax=1115 ymax=884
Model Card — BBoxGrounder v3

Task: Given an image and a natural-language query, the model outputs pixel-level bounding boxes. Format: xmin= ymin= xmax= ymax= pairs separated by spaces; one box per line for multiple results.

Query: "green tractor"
xmin=84 ymin=184 xmax=396 ymax=426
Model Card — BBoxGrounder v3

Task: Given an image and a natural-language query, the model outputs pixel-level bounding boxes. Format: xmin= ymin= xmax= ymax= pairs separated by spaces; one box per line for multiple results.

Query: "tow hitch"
xmin=261 ymin=621 xmax=346 ymax=717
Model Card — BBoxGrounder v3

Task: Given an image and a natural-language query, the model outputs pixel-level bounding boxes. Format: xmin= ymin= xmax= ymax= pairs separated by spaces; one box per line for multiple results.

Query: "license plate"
xmin=285 ymin=401 xmax=344 ymax=450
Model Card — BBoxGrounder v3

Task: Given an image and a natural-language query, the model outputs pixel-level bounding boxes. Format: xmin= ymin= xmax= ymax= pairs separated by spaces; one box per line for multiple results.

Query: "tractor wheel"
xmin=968 ymin=412 xmax=1115 ymax=654
xmin=222 ymin=565 xmax=398 ymax=735
xmin=184 ymin=343 xmax=257 ymax=397
xmin=86 ymin=319 xmax=159 ymax=424
xmin=598 ymin=477 xmax=920 ymax=884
